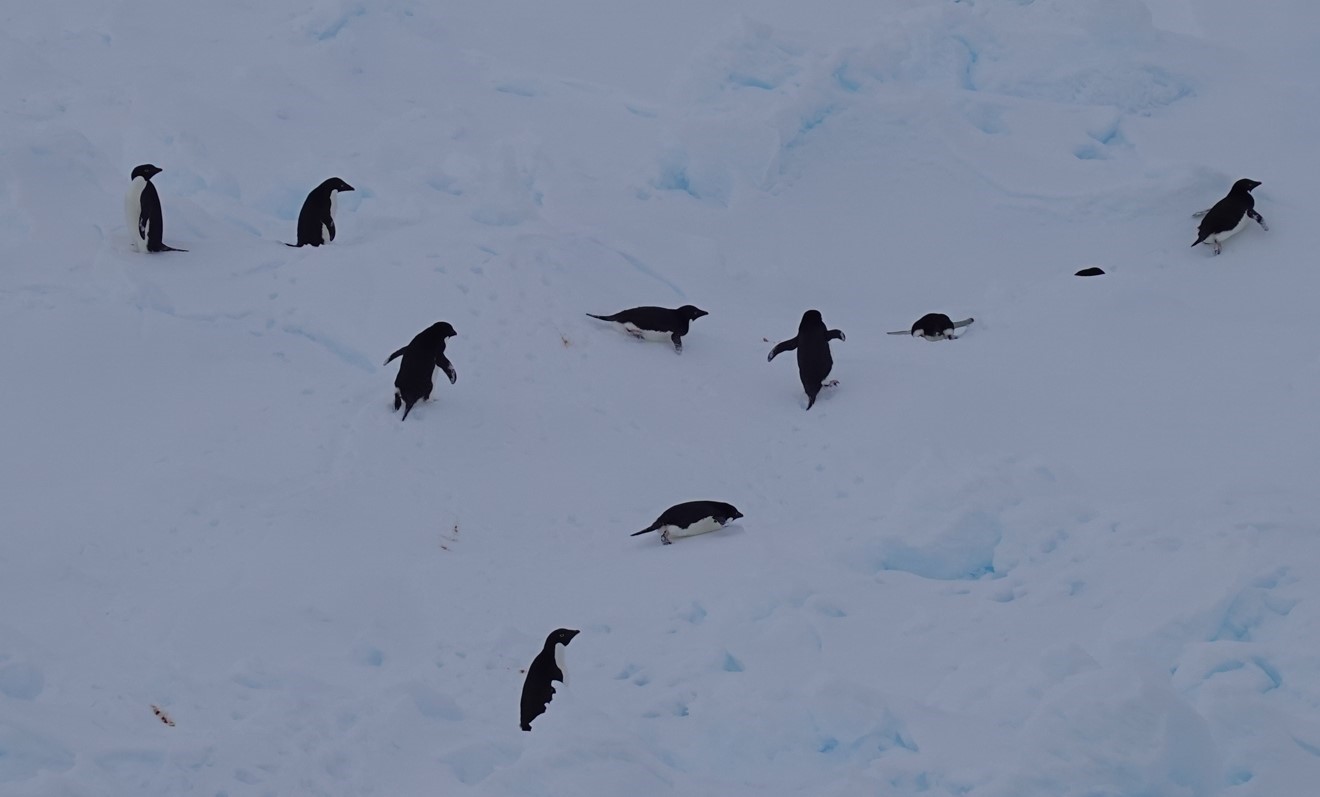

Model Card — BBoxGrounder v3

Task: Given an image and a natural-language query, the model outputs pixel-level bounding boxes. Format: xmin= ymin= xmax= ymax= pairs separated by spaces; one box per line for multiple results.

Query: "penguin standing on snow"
xmin=768 ymin=310 xmax=845 ymax=410
xmin=1192 ymin=178 xmax=1268 ymax=255
xmin=289 ymin=177 xmax=354 ymax=247
xmin=520 ymin=628 xmax=580 ymax=731
xmin=124 ymin=164 xmax=186 ymax=253
xmin=586 ymin=305 xmax=708 ymax=353
xmin=630 ymin=500 xmax=743 ymax=546
xmin=384 ymin=322 xmax=457 ymax=421
xmin=887 ymin=313 xmax=974 ymax=341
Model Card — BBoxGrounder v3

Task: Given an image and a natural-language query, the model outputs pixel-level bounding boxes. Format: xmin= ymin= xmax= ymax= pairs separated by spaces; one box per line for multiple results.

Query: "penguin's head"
xmin=545 ymin=628 xmax=580 ymax=648
xmin=678 ymin=305 xmax=708 ymax=321
xmin=426 ymin=321 xmax=457 ymax=339
xmin=1232 ymin=178 xmax=1261 ymax=193
xmin=323 ymin=177 xmax=355 ymax=193
xmin=131 ymin=164 xmax=162 ymax=181
xmin=717 ymin=502 xmax=744 ymax=523
xmin=799 ymin=309 xmax=825 ymax=331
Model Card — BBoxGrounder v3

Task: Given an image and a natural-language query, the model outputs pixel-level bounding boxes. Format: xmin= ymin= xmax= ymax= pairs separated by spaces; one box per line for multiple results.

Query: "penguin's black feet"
xmin=660 ymin=531 xmax=672 ymax=545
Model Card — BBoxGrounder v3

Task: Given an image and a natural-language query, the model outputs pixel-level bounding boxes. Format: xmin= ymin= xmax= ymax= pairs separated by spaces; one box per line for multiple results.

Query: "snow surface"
xmin=3 ymin=0 xmax=1320 ymax=794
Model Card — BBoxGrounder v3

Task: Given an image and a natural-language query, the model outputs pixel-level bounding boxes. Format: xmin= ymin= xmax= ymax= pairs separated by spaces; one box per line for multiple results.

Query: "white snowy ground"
xmin=3 ymin=0 xmax=1320 ymax=794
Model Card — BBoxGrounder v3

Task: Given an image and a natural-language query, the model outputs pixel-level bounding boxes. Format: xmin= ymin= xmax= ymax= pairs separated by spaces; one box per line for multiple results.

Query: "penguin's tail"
xmin=1191 ymin=232 xmax=1210 ymax=248
xmin=586 ymin=313 xmax=614 ymax=322
xmin=285 ymin=242 xmax=301 ymax=248
xmin=400 ymin=399 xmax=416 ymax=421
xmin=630 ymin=523 xmax=661 ymax=537
xmin=154 ymin=244 xmax=188 ymax=252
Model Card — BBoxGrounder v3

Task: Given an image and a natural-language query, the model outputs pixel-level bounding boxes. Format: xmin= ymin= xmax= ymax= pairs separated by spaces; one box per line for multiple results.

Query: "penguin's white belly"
xmin=554 ymin=643 xmax=567 ymax=684
xmin=322 ymin=223 xmax=330 ymax=242
xmin=1210 ymin=213 xmax=1250 ymax=244
xmin=663 ymin=516 xmax=726 ymax=539
xmin=124 ymin=178 xmax=147 ymax=251
xmin=621 ymin=323 xmax=671 ymax=342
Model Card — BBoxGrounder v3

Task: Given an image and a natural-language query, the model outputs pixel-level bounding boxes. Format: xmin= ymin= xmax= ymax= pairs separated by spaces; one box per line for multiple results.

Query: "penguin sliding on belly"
xmin=631 ymin=501 xmax=743 ymax=545
xmin=888 ymin=313 xmax=974 ymax=341
xmin=124 ymin=164 xmax=186 ymax=253
xmin=586 ymin=305 xmax=708 ymax=353
xmin=289 ymin=177 xmax=354 ymax=247
xmin=1192 ymin=178 xmax=1267 ymax=255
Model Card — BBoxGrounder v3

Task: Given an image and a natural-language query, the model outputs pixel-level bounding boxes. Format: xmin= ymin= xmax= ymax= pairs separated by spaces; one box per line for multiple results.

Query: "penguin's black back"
xmin=520 ymin=629 xmax=578 ymax=731
xmin=795 ymin=311 xmax=834 ymax=395
xmin=1197 ymin=180 xmax=1258 ymax=238
xmin=913 ymin=313 xmax=954 ymax=336
xmin=656 ymin=500 xmax=740 ymax=528
xmin=140 ymin=180 xmax=166 ymax=250
xmin=589 ymin=306 xmax=684 ymax=333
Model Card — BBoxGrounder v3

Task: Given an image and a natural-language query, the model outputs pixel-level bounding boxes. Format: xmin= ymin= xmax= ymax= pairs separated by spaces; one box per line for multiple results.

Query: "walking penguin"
xmin=768 ymin=310 xmax=845 ymax=410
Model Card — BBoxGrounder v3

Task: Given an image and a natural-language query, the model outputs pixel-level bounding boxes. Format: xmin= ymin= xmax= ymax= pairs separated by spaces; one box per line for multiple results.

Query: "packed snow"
xmin=3 ymin=0 xmax=1320 ymax=794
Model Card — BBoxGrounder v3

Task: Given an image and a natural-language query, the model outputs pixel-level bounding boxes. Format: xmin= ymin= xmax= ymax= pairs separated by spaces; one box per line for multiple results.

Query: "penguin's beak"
xmin=695 ymin=309 xmax=709 ymax=318
xmin=565 ymin=629 xmax=580 ymax=642
xmin=342 ymin=183 xmax=355 ymax=192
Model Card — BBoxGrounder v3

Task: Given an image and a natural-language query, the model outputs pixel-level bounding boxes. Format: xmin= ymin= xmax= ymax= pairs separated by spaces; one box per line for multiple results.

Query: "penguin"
xmin=586 ymin=305 xmax=708 ymax=353
xmin=1075 ymin=267 xmax=1105 ymax=277
xmin=887 ymin=313 xmax=974 ymax=341
xmin=767 ymin=310 xmax=845 ymax=410
xmin=383 ymin=322 xmax=457 ymax=421
xmin=289 ymin=177 xmax=354 ymax=247
xmin=1191 ymin=178 xmax=1267 ymax=255
xmin=520 ymin=628 xmax=580 ymax=731
xmin=124 ymin=164 xmax=186 ymax=253
xmin=630 ymin=500 xmax=743 ymax=546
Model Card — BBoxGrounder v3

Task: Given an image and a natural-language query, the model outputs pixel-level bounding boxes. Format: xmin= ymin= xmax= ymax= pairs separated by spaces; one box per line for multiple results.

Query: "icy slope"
xmin=2 ymin=0 xmax=1320 ymax=795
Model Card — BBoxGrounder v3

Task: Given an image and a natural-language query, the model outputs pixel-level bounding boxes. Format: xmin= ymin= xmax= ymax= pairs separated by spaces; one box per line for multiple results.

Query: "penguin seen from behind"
xmin=768 ymin=310 xmax=845 ymax=410
xmin=384 ymin=321 xmax=457 ymax=421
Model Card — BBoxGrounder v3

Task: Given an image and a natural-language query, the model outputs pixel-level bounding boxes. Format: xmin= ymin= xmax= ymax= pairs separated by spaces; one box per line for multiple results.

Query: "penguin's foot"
xmin=823 ymin=379 xmax=840 ymax=388
xmin=660 ymin=530 xmax=672 ymax=545
xmin=627 ymin=329 xmax=645 ymax=340
xmin=1213 ymin=242 xmax=1222 ymax=255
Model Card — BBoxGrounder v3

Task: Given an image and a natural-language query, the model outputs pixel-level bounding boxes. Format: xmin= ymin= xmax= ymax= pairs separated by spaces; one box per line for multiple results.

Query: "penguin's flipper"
xmin=1248 ymin=210 xmax=1269 ymax=230
xmin=827 ymin=329 xmax=845 ymax=342
xmin=1192 ymin=209 xmax=1210 ymax=218
xmin=437 ymin=354 xmax=457 ymax=384
xmin=952 ymin=318 xmax=975 ymax=329
xmin=886 ymin=330 xmax=911 ymax=336
xmin=767 ymin=337 xmax=798 ymax=362
xmin=384 ymin=347 xmax=407 ymax=365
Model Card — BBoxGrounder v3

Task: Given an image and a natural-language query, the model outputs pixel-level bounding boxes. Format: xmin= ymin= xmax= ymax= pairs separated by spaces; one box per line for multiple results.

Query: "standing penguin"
xmin=768 ymin=310 xmax=845 ymax=410
xmin=384 ymin=322 xmax=457 ymax=421
xmin=289 ymin=177 xmax=354 ymax=247
xmin=124 ymin=164 xmax=186 ymax=253
xmin=1191 ymin=178 xmax=1268 ymax=255
xmin=586 ymin=305 xmax=708 ymax=353
xmin=520 ymin=628 xmax=580 ymax=731
xmin=630 ymin=500 xmax=743 ymax=546
xmin=887 ymin=313 xmax=974 ymax=341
